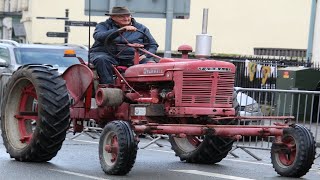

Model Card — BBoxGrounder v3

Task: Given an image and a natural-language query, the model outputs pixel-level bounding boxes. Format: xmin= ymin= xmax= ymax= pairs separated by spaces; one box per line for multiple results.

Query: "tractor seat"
xmin=116 ymin=66 xmax=128 ymax=73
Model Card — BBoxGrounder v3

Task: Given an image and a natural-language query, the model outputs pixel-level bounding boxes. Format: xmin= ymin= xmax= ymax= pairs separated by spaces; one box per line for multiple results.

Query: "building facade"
xmin=0 ymin=0 xmax=312 ymax=57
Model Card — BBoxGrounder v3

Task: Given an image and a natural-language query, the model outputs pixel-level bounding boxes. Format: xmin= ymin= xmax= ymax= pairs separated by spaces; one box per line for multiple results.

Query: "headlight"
xmin=244 ymin=103 xmax=259 ymax=113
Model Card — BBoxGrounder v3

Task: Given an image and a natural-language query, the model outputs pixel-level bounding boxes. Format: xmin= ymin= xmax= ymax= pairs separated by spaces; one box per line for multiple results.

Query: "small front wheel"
xmin=99 ymin=120 xmax=138 ymax=175
xmin=271 ymin=124 xmax=316 ymax=177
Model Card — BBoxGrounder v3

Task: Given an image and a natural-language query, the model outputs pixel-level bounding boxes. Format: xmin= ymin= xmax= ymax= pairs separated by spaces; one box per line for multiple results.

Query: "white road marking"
xmin=67 ymin=139 xmax=98 ymax=144
xmin=143 ymin=148 xmax=175 ymax=154
xmin=223 ymin=158 xmax=272 ymax=166
xmin=170 ymin=170 xmax=255 ymax=180
xmin=49 ymin=169 xmax=109 ymax=180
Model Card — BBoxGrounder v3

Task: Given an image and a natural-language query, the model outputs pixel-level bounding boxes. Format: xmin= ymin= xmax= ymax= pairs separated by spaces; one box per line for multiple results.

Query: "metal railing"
xmin=231 ymin=87 xmax=320 ymax=160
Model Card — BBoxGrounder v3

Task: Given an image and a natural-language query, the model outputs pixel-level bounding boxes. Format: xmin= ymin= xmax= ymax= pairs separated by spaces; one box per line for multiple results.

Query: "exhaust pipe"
xmin=195 ymin=8 xmax=212 ymax=58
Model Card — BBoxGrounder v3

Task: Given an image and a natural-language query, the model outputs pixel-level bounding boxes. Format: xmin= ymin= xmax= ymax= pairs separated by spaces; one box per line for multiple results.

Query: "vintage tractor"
xmin=1 ymin=29 xmax=316 ymax=177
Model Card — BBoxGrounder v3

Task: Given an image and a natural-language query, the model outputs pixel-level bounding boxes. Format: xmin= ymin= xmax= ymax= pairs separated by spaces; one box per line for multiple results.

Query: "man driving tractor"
xmin=89 ymin=6 xmax=159 ymax=85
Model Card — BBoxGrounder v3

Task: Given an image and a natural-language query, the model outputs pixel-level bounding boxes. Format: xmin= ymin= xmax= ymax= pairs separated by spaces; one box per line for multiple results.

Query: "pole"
xmin=88 ymin=0 xmax=91 ymax=64
xmin=306 ymin=0 xmax=317 ymax=64
xmin=202 ymin=8 xmax=209 ymax=34
xmin=64 ymin=9 xmax=69 ymax=43
xmin=164 ymin=0 xmax=174 ymax=58
xmin=109 ymin=0 xmax=116 ymax=13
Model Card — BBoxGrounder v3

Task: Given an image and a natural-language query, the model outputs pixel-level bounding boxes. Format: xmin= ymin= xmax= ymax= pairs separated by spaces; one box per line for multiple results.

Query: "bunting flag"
xmin=261 ymin=66 xmax=271 ymax=85
xmin=248 ymin=62 xmax=257 ymax=82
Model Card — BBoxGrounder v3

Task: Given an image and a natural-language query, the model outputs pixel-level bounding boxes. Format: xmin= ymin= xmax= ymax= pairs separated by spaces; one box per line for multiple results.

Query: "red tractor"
xmin=1 ymin=29 xmax=316 ymax=177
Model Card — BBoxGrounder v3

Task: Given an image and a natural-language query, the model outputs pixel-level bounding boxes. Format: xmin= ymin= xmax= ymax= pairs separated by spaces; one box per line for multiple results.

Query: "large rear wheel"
xmin=1 ymin=65 xmax=70 ymax=162
xmin=169 ymin=135 xmax=233 ymax=164
xmin=163 ymin=91 xmax=238 ymax=164
xmin=271 ymin=124 xmax=316 ymax=177
xmin=99 ymin=120 xmax=138 ymax=175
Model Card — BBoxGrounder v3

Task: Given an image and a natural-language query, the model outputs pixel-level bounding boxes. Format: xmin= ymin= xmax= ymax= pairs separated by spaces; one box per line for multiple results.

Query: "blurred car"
xmin=0 ymin=39 xmax=88 ymax=118
xmin=235 ymin=88 xmax=264 ymax=125
xmin=0 ymin=40 xmax=88 ymax=73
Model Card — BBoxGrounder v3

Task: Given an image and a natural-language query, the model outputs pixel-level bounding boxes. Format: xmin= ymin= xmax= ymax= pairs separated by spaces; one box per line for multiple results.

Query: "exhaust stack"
xmin=195 ymin=8 xmax=212 ymax=58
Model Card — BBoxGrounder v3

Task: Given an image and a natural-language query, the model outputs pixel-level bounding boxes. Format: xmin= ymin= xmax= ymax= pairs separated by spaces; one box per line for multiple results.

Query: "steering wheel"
xmin=104 ymin=29 xmax=151 ymax=59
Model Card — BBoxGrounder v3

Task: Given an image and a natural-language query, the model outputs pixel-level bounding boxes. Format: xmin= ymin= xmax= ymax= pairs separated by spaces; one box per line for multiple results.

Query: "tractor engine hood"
xmin=124 ymin=58 xmax=236 ymax=82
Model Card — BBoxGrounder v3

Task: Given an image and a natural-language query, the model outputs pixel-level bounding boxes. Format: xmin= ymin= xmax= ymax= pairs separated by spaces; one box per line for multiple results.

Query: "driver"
xmin=89 ymin=6 xmax=159 ymax=85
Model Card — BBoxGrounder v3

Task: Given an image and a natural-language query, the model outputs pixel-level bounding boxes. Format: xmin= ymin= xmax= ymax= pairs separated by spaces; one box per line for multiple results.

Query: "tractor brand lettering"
xmin=198 ymin=67 xmax=231 ymax=72
xmin=143 ymin=68 xmax=164 ymax=74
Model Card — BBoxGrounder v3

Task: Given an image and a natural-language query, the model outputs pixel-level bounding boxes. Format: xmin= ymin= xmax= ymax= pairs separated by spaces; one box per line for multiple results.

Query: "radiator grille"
xmin=216 ymin=72 xmax=235 ymax=104
xmin=180 ymin=71 xmax=234 ymax=106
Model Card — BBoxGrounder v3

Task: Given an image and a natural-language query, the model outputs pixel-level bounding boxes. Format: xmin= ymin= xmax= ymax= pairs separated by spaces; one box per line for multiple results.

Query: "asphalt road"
xmin=0 ymin=131 xmax=319 ymax=180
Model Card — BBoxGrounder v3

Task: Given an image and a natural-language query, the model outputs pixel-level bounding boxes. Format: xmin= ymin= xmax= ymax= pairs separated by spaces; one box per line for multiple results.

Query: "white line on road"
xmin=143 ymin=148 xmax=175 ymax=154
xmin=224 ymin=158 xmax=272 ymax=166
xmin=49 ymin=169 xmax=109 ymax=180
xmin=170 ymin=170 xmax=255 ymax=180
xmin=67 ymin=139 xmax=98 ymax=144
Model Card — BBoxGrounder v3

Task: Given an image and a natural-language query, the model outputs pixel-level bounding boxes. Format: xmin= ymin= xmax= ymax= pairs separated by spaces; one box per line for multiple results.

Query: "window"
xmin=0 ymin=47 xmax=10 ymax=63
xmin=14 ymin=48 xmax=88 ymax=67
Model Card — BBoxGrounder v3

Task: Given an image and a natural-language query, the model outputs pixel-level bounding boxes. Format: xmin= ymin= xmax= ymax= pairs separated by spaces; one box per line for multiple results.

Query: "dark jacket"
xmin=90 ymin=18 xmax=158 ymax=59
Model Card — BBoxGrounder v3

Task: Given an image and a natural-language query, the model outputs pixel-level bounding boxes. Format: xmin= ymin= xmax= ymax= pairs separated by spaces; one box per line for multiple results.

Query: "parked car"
xmin=235 ymin=88 xmax=264 ymax=125
xmin=0 ymin=40 xmax=88 ymax=118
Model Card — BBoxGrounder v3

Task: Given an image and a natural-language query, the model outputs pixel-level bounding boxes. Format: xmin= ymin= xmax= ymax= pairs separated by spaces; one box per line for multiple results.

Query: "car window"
xmin=0 ymin=47 xmax=10 ymax=63
xmin=14 ymin=48 xmax=88 ymax=67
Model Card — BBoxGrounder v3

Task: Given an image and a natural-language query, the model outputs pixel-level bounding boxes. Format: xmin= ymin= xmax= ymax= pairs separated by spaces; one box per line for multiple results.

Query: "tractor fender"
xmin=62 ymin=64 xmax=94 ymax=103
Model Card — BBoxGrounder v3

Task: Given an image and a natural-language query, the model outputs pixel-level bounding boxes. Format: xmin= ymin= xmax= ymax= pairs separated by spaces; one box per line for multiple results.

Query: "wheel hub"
xmin=104 ymin=135 xmax=119 ymax=162
xmin=278 ymin=136 xmax=296 ymax=166
xmin=16 ymin=84 xmax=38 ymax=144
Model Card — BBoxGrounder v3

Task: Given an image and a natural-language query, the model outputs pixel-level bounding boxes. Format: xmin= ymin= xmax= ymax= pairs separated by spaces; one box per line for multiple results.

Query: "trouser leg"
xmin=90 ymin=53 xmax=118 ymax=84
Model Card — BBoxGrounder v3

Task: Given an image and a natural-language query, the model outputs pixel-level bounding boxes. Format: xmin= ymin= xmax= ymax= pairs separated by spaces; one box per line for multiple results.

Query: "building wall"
xmin=27 ymin=0 xmax=310 ymax=55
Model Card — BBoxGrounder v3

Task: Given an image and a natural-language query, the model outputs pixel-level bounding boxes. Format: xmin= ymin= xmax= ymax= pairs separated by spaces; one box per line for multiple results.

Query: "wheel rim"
xmin=276 ymin=136 xmax=297 ymax=166
xmin=5 ymin=79 xmax=38 ymax=149
xmin=103 ymin=131 xmax=119 ymax=166
xmin=173 ymin=136 xmax=203 ymax=152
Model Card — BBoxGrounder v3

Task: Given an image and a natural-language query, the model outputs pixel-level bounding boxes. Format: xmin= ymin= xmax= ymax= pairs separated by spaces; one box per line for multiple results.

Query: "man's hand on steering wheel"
xmin=119 ymin=26 xmax=137 ymax=32
xmin=139 ymin=55 xmax=146 ymax=60
xmin=104 ymin=28 xmax=151 ymax=59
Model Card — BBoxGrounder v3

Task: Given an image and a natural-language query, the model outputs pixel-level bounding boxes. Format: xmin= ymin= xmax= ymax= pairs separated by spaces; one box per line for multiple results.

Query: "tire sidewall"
xmin=169 ymin=135 xmax=210 ymax=160
xmin=271 ymin=128 xmax=298 ymax=173
xmin=271 ymin=125 xmax=316 ymax=177
xmin=169 ymin=134 xmax=233 ymax=163
xmin=1 ymin=65 xmax=69 ymax=161
xmin=99 ymin=120 xmax=137 ymax=175
xmin=2 ymin=67 xmax=43 ymax=157
xmin=99 ymin=122 xmax=118 ymax=171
